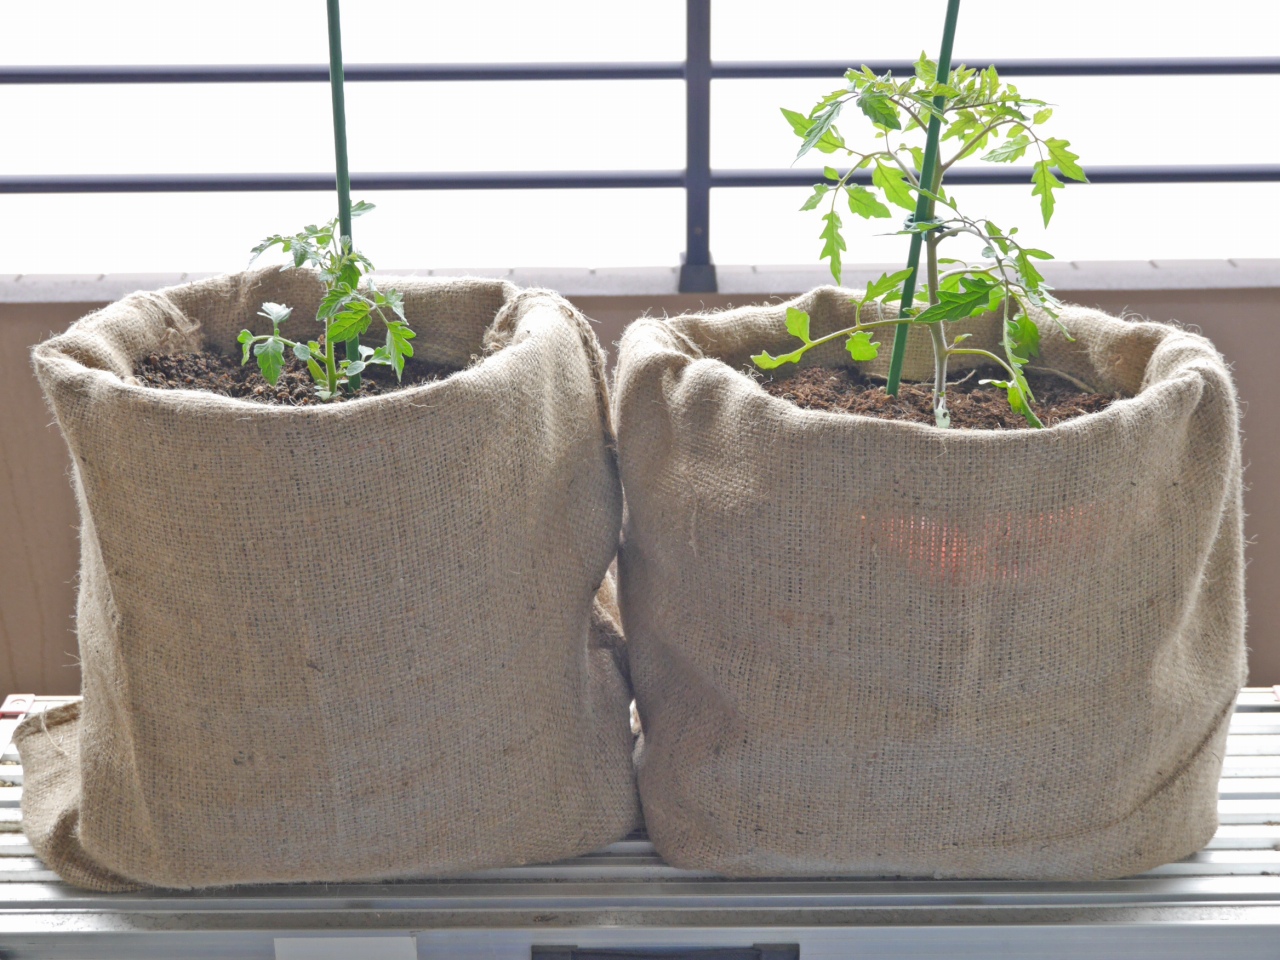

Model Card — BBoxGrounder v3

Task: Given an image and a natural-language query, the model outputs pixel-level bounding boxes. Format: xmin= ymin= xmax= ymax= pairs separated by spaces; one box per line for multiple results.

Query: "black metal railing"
xmin=3 ymin=1 xmax=1278 ymax=292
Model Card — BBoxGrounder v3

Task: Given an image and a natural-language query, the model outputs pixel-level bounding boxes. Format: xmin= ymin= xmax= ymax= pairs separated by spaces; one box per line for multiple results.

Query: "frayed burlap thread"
xmin=613 ymin=289 xmax=1246 ymax=881
xmin=18 ymin=267 xmax=639 ymax=891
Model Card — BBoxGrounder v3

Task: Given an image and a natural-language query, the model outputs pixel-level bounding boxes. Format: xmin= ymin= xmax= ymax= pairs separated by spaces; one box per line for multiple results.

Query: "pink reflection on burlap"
xmin=862 ymin=503 xmax=1099 ymax=585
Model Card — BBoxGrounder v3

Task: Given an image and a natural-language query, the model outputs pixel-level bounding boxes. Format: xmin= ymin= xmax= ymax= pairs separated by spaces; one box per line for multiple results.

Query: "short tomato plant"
xmin=239 ymin=201 xmax=416 ymax=400
xmin=753 ymin=56 xmax=1087 ymax=428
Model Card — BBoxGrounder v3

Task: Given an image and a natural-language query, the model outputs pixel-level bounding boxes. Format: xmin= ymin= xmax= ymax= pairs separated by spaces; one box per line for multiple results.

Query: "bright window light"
xmin=1 ymin=0 xmax=1277 ymax=273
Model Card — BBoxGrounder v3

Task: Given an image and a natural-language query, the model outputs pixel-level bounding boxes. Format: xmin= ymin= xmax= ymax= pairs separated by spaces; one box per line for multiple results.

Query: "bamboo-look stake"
xmin=884 ymin=0 xmax=961 ymax=396
xmin=325 ymin=0 xmax=360 ymax=382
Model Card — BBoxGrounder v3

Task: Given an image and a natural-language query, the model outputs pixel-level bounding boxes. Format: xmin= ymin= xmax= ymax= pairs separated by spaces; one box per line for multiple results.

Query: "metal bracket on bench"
xmin=0 ymin=695 xmax=34 ymax=719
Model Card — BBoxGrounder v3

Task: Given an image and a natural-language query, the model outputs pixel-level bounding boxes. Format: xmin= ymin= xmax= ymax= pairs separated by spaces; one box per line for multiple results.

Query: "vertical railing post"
xmin=679 ymin=0 xmax=717 ymax=293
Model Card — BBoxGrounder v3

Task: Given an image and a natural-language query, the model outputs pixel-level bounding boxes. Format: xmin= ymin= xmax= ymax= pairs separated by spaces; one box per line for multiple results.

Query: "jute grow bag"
xmin=18 ymin=267 xmax=638 ymax=891
xmin=614 ymin=287 xmax=1246 ymax=880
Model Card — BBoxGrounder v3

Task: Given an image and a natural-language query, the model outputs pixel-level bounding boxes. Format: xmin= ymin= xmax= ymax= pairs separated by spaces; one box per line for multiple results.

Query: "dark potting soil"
xmin=135 ymin=347 xmax=457 ymax=406
xmin=760 ymin=365 xmax=1118 ymax=429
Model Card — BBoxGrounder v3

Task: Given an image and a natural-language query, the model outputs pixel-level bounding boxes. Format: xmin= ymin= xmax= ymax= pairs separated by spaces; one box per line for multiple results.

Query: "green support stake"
xmin=325 ymin=0 xmax=360 ymax=385
xmin=885 ymin=0 xmax=961 ymax=397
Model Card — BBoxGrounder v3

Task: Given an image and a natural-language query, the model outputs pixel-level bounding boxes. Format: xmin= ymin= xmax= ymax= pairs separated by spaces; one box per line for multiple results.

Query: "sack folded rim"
xmin=28 ymin=269 xmax=593 ymax=419
xmin=615 ymin=301 xmax=1226 ymax=441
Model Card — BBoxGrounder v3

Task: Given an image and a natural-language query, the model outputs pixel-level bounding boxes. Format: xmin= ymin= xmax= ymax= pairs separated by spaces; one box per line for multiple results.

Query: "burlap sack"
xmin=614 ymin=287 xmax=1245 ymax=880
xmin=18 ymin=267 xmax=639 ymax=891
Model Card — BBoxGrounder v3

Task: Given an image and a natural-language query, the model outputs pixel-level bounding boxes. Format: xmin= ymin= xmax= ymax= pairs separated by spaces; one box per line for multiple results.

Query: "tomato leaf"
xmin=872 ymin=160 xmax=916 ymax=211
xmin=1031 ymin=160 xmax=1063 ymax=226
xmin=818 ymin=211 xmax=846 ymax=283
xmin=846 ymin=330 xmax=880 ymax=362
xmin=846 ymin=184 xmax=892 ymax=219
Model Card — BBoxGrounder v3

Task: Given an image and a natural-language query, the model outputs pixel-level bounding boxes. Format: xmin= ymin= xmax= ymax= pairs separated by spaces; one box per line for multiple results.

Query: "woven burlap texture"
xmin=18 ymin=267 xmax=639 ymax=891
xmin=613 ymin=287 xmax=1246 ymax=880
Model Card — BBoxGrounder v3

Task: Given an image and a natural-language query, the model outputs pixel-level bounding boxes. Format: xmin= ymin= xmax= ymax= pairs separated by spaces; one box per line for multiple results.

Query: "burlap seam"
xmin=140 ymin=291 xmax=201 ymax=362
xmin=484 ymin=288 xmax=616 ymax=444
xmin=77 ymin=514 xmax=171 ymax=882
xmin=649 ymin=317 xmax=705 ymax=360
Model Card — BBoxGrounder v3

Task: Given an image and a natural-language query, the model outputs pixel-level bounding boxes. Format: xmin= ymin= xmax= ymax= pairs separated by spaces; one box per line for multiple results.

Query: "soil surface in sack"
xmin=136 ymin=347 xmax=457 ymax=405
xmin=762 ymin=366 xmax=1117 ymax=429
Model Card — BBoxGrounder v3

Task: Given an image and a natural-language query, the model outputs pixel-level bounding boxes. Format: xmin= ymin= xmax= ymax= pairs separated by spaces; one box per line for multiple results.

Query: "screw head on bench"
xmin=0 ymin=694 xmax=35 ymax=718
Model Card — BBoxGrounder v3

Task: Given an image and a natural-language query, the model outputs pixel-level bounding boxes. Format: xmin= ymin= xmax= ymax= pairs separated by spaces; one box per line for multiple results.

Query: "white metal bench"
xmin=3 ymin=691 xmax=1279 ymax=959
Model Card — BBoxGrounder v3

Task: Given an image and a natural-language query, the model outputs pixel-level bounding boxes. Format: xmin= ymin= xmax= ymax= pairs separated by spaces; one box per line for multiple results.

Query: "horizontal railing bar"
xmin=0 ymin=62 xmax=687 ymax=84
xmin=718 ymin=164 xmax=1280 ymax=187
xmin=714 ymin=56 xmax=1280 ymax=78
xmin=0 ymin=172 xmax=688 ymax=194
xmin=3 ymin=165 xmax=1276 ymax=195
xmin=2 ymin=57 xmax=1277 ymax=85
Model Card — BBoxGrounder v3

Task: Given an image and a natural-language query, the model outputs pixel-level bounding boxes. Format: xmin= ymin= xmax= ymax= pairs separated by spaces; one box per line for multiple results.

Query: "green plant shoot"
xmin=239 ymin=201 xmax=416 ymax=401
xmin=756 ymin=55 xmax=1088 ymax=428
